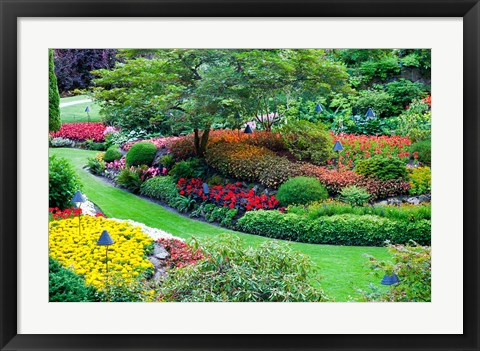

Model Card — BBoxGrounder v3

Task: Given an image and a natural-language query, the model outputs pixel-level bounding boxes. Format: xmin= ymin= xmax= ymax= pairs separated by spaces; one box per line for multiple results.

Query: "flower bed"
xmin=332 ymin=133 xmax=412 ymax=168
xmin=49 ymin=216 xmax=154 ymax=290
xmin=156 ymin=238 xmax=204 ymax=268
xmin=122 ymin=136 xmax=182 ymax=151
xmin=50 ymin=122 xmax=107 ymax=142
xmin=177 ymin=178 xmax=280 ymax=211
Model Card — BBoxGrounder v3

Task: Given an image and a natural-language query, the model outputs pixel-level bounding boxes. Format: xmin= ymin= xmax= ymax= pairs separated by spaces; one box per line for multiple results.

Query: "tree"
xmin=91 ymin=49 xmax=351 ymax=156
xmin=49 ymin=49 xmax=61 ymax=132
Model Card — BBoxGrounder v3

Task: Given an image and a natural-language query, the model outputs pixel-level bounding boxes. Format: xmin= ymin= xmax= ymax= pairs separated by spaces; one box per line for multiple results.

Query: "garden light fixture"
xmin=332 ymin=140 xmax=344 ymax=169
xmin=315 ymin=104 xmax=323 ymax=113
xmin=71 ymin=190 xmax=85 ymax=236
xmin=85 ymin=106 xmax=91 ymax=121
xmin=380 ymin=273 xmax=399 ymax=285
xmin=203 ymin=183 xmax=209 ymax=195
xmin=365 ymin=107 xmax=376 ymax=119
xmin=244 ymin=124 xmax=253 ymax=134
xmin=97 ymin=230 xmax=115 ymax=290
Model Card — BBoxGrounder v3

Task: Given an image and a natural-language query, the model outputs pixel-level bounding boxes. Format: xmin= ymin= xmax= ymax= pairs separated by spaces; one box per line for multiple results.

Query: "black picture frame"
xmin=1 ymin=1 xmax=478 ymax=350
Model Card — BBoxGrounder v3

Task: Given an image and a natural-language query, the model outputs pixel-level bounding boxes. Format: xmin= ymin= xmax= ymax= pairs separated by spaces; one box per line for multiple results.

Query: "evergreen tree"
xmin=49 ymin=49 xmax=61 ymax=132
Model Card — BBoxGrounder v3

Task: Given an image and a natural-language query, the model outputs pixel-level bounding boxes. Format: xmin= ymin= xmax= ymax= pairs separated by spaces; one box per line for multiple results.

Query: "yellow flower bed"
xmin=49 ymin=216 xmax=154 ymax=290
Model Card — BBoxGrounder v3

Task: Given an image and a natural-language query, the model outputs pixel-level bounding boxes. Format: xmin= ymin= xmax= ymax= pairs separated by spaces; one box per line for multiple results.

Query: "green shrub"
xmin=116 ymin=167 xmax=143 ymax=193
xmin=125 ymin=141 xmax=157 ymax=167
xmin=278 ymin=120 xmax=334 ymax=165
xmin=409 ymin=139 xmax=431 ymax=166
xmin=169 ymin=158 xmax=207 ymax=183
xmin=103 ymin=145 xmax=123 ymax=162
xmin=159 ymin=154 xmax=175 ymax=170
xmin=85 ymin=139 xmax=107 ymax=151
xmin=396 ymin=100 xmax=431 ymax=142
xmin=237 ymin=210 xmax=430 ymax=246
xmin=159 ymin=235 xmax=327 ymax=302
xmin=408 ymin=166 xmax=431 ymax=196
xmin=49 ymin=155 xmax=82 ymax=209
xmin=385 ymin=79 xmax=428 ymax=115
xmin=49 ymin=257 xmax=99 ymax=302
xmin=87 ymin=157 xmax=105 ymax=175
xmin=340 ymin=185 xmax=371 ymax=206
xmin=206 ymin=174 xmax=224 ymax=187
xmin=201 ymin=205 xmax=238 ymax=228
xmin=355 ymin=155 xmax=408 ymax=180
xmin=276 ymin=177 xmax=328 ymax=206
xmin=139 ymin=176 xmax=192 ymax=212
xmin=359 ymin=241 xmax=431 ymax=302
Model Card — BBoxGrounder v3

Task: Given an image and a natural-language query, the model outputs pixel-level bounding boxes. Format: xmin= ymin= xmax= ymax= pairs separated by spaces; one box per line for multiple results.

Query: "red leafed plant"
xmin=156 ymin=238 xmax=204 ymax=268
xmin=49 ymin=206 xmax=82 ymax=220
xmin=49 ymin=122 xmax=107 ymax=142
xmin=177 ymin=178 xmax=280 ymax=211
xmin=121 ymin=136 xmax=182 ymax=151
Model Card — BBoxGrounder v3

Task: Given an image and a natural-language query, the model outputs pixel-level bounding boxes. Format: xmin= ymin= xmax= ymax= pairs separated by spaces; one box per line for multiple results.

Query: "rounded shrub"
xmin=355 ymin=155 xmax=408 ymax=180
xmin=103 ymin=145 xmax=123 ymax=162
xmin=276 ymin=176 xmax=328 ymax=206
xmin=125 ymin=141 xmax=157 ymax=167
xmin=49 ymin=155 xmax=82 ymax=209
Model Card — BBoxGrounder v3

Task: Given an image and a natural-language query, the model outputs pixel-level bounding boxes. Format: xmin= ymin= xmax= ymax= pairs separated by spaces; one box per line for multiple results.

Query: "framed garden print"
xmin=1 ymin=0 xmax=479 ymax=350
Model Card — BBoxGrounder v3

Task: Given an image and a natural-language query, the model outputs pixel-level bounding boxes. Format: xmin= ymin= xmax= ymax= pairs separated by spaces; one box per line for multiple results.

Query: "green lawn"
xmin=50 ymin=147 xmax=391 ymax=301
xmin=60 ymin=95 xmax=102 ymax=123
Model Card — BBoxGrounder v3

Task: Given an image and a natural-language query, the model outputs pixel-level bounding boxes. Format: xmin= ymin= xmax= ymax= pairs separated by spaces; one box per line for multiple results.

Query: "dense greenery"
xmin=276 ymin=176 xmax=328 ymax=206
xmin=49 ymin=155 xmax=82 ymax=209
xmin=125 ymin=141 xmax=157 ymax=167
xmin=355 ymin=155 xmax=408 ymax=181
xmin=49 ymin=49 xmax=61 ymax=132
xmin=159 ymin=235 xmax=328 ymax=302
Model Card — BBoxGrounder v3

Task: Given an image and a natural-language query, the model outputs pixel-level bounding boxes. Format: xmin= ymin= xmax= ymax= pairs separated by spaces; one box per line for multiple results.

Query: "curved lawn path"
xmin=50 ymin=148 xmax=390 ymax=301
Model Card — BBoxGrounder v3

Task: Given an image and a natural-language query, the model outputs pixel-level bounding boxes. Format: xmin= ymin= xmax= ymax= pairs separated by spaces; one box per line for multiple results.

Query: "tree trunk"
xmin=193 ymin=128 xmax=210 ymax=157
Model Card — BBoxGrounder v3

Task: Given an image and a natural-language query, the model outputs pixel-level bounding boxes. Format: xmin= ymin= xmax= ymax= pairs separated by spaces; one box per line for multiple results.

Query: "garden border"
xmin=1 ymin=1 xmax=479 ymax=350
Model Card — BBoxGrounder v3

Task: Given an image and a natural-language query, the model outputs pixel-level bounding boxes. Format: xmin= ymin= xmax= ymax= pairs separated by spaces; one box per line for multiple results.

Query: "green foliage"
xmin=159 ymin=154 xmax=175 ymax=170
xmin=359 ymin=56 xmax=400 ymax=81
xmin=103 ymin=145 xmax=123 ymax=162
xmin=278 ymin=120 xmax=334 ymax=165
xmin=85 ymin=139 xmax=107 ymax=151
xmin=96 ymin=273 xmax=156 ymax=302
xmin=49 ymin=49 xmax=61 ymax=132
xmin=409 ymin=139 xmax=431 ymax=166
xmin=49 ymin=155 xmax=82 ymax=209
xmin=396 ymin=100 xmax=431 ymax=142
xmin=125 ymin=141 xmax=157 ymax=167
xmin=159 ymin=235 xmax=327 ymax=302
xmin=140 ymin=176 xmax=181 ymax=205
xmin=350 ymin=89 xmax=393 ymax=118
xmin=49 ymin=257 xmax=99 ymax=302
xmin=237 ymin=210 xmax=430 ymax=246
xmin=408 ymin=166 xmax=431 ymax=196
xmin=340 ymin=186 xmax=371 ymax=206
xmin=276 ymin=177 xmax=328 ymax=206
xmin=385 ymin=79 xmax=428 ymax=115
xmin=87 ymin=157 xmax=105 ymax=175
xmin=206 ymin=174 xmax=224 ymax=186
xmin=355 ymin=155 xmax=408 ymax=180
xmin=169 ymin=158 xmax=207 ymax=183
xmin=200 ymin=204 xmax=238 ymax=228
xmin=288 ymin=201 xmax=431 ymax=222
xmin=116 ymin=167 xmax=143 ymax=193
xmin=360 ymin=242 xmax=431 ymax=302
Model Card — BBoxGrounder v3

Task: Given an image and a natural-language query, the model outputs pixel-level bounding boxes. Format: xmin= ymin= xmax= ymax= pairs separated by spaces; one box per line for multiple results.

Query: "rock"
xmin=418 ymin=194 xmax=431 ymax=203
xmin=387 ymin=198 xmax=402 ymax=206
xmin=377 ymin=200 xmax=388 ymax=206
xmin=154 ymin=269 xmax=168 ymax=284
xmin=406 ymin=197 xmax=420 ymax=205
xmin=153 ymin=243 xmax=170 ymax=260
xmin=148 ymin=256 xmax=163 ymax=267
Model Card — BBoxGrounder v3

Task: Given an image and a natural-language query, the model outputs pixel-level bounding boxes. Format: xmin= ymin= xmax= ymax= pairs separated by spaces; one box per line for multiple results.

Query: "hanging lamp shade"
xmin=332 ymin=140 xmax=344 ymax=151
xmin=235 ymin=112 xmax=241 ymax=119
xmin=365 ymin=108 xmax=376 ymax=118
xmin=244 ymin=125 xmax=253 ymax=134
xmin=203 ymin=183 xmax=209 ymax=195
xmin=97 ymin=230 xmax=115 ymax=246
xmin=85 ymin=106 xmax=91 ymax=113
xmin=71 ymin=190 xmax=85 ymax=204
xmin=315 ymin=104 xmax=323 ymax=113
xmin=380 ymin=273 xmax=399 ymax=285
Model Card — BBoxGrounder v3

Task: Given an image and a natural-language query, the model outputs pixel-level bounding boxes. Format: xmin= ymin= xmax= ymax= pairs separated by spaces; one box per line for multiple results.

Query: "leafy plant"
xmin=140 ymin=176 xmax=179 ymax=204
xmin=49 ymin=49 xmax=61 ymax=132
xmin=159 ymin=235 xmax=327 ymax=302
xmin=116 ymin=167 xmax=143 ymax=193
xmin=125 ymin=141 xmax=157 ymax=167
xmin=159 ymin=154 xmax=175 ymax=170
xmin=169 ymin=158 xmax=207 ymax=183
xmin=103 ymin=145 xmax=123 ymax=162
xmin=355 ymin=155 xmax=408 ymax=180
xmin=408 ymin=166 xmax=431 ymax=195
xmin=50 ymin=137 xmax=75 ymax=148
xmin=276 ymin=177 xmax=328 ymax=206
xmin=340 ymin=185 xmax=371 ymax=206
xmin=409 ymin=139 xmax=431 ymax=166
xmin=49 ymin=155 xmax=82 ymax=209
xmin=396 ymin=100 xmax=431 ymax=142
xmin=87 ymin=156 xmax=105 ymax=175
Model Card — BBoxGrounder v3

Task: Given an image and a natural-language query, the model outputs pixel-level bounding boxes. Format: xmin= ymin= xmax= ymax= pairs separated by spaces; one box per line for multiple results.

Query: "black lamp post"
xmin=365 ymin=107 xmax=375 ymax=120
xmin=203 ymin=183 xmax=209 ymax=195
xmin=332 ymin=140 xmax=344 ymax=168
xmin=71 ymin=190 xmax=85 ymax=236
xmin=85 ymin=106 xmax=91 ymax=122
xmin=244 ymin=124 xmax=253 ymax=134
xmin=97 ymin=230 xmax=115 ymax=293
xmin=380 ymin=273 xmax=399 ymax=285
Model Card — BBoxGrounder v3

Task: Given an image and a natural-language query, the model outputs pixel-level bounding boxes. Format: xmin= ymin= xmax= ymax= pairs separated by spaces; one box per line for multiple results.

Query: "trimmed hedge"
xmin=236 ymin=210 xmax=430 ymax=246
xmin=140 ymin=176 xmax=180 ymax=205
xmin=276 ymin=177 xmax=328 ymax=206
xmin=125 ymin=141 xmax=157 ymax=167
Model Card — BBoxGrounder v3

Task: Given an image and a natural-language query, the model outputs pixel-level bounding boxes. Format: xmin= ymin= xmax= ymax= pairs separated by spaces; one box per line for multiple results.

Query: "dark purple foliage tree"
xmin=53 ymin=49 xmax=119 ymax=94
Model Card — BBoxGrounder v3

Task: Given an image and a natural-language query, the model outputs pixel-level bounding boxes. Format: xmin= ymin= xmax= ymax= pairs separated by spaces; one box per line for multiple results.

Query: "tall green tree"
xmin=92 ymin=49 xmax=350 ymax=156
xmin=49 ymin=49 xmax=61 ymax=132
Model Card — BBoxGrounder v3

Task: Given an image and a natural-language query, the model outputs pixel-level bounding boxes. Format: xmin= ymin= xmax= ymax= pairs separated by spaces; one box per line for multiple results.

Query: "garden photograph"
xmin=48 ymin=48 xmax=432 ymax=303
